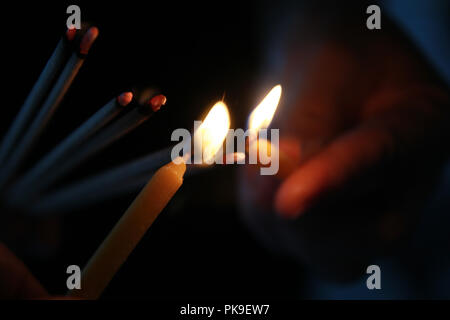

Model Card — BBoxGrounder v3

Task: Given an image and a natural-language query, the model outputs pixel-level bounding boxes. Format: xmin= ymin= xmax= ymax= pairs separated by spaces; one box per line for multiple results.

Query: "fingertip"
xmin=277 ymin=137 xmax=302 ymax=179
xmin=275 ymin=162 xmax=324 ymax=218
xmin=278 ymin=137 xmax=301 ymax=164
xmin=274 ymin=137 xmax=304 ymax=218
xmin=274 ymin=175 xmax=305 ymax=219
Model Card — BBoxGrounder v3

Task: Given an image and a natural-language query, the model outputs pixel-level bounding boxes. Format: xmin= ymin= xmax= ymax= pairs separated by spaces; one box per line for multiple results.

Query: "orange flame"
xmin=248 ymin=85 xmax=282 ymax=132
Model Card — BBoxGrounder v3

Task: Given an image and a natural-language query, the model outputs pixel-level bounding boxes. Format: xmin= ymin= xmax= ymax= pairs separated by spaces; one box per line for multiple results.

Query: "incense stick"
xmin=24 ymin=94 xmax=166 ymax=196
xmin=30 ymin=146 xmax=172 ymax=214
xmin=7 ymin=92 xmax=133 ymax=204
xmin=0 ymin=28 xmax=75 ymax=166
xmin=29 ymin=150 xmax=237 ymax=214
xmin=0 ymin=27 xmax=99 ymax=190
xmin=63 ymin=169 xmax=212 ymax=214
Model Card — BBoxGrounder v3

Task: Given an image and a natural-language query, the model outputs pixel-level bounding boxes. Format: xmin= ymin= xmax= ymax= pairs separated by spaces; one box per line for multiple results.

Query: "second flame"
xmin=248 ymin=84 xmax=282 ymax=132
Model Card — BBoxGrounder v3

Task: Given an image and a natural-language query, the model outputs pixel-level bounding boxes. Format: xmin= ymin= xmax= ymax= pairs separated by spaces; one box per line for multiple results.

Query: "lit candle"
xmin=247 ymin=84 xmax=299 ymax=179
xmin=69 ymin=101 xmax=230 ymax=299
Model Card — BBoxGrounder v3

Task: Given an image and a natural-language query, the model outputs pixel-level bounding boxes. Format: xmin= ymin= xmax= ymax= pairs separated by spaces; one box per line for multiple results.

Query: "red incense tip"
xmin=149 ymin=94 xmax=167 ymax=112
xmin=117 ymin=92 xmax=133 ymax=106
xmin=66 ymin=26 xmax=77 ymax=41
xmin=79 ymin=26 xmax=99 ymax=55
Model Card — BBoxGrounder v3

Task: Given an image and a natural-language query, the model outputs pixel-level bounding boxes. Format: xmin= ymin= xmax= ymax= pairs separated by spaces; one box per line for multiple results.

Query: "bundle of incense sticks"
xmin=0 ymin=22 xmax=234 ymax=301
xmin=0 ymin=24 xmax=167 ymax=212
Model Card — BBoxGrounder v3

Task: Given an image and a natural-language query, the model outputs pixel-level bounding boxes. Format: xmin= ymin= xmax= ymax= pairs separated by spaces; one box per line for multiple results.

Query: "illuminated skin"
xmin=239 ymin=14 xmax=450 ymax=280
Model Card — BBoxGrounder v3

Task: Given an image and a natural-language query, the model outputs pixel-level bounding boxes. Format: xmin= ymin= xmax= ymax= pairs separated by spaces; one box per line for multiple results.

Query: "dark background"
xmin=0 ymin=1 xmax=303 ymax=298
xmin=2 ymin=0 xmax=450 ymax=300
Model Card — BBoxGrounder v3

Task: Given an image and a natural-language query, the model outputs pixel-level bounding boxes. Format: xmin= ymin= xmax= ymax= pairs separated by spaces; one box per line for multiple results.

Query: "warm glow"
xmin=224 ymin=152 xmax=246 ymax=164
xmin=194 ymin=101 xmax=230 ymax=163
xmin=248 ymin=85 xmax=282 ymax=131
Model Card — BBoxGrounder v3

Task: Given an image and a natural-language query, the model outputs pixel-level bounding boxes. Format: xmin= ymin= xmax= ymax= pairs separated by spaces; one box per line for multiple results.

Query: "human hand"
xmin=239 ymin=17 xmax=450 ymax=280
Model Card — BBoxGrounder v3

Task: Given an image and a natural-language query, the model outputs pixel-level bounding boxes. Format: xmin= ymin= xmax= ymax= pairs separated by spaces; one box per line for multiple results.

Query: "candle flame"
xmin=248 ymin=85 xmax=282 ymax=131
xmin=194 ymin=101 xmax=230 ymax=163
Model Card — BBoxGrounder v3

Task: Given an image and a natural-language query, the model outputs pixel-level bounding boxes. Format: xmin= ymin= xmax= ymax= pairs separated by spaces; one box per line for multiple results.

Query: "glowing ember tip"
xmin=194 ymin=101 xmax=230 ymax=163
xmin=248 ymin=84 xmax=282 ymax=132
xmin=79 ymin=26 xmax=99 ymax=55
xmin=149 ymin=94 xmax=167 ymax=112
xmin=66 ymin=27 xmax=77 ymax=41
xmin=117 ymin=92 xmax=133 ymax=106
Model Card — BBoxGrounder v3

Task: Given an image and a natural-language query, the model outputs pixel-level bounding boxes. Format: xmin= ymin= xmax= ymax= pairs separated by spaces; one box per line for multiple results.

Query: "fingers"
xmin=275 ymin=124 xmax=396 ymax=218
xmin=277 ymin=137 xmax=302 ymax=179
xmin=0 ymin=243 xmax=48 ymax=299
xmin=275 ymin=84 xmax=450 ymax=219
